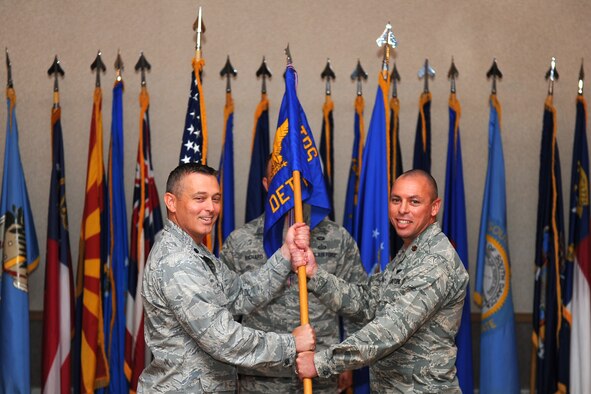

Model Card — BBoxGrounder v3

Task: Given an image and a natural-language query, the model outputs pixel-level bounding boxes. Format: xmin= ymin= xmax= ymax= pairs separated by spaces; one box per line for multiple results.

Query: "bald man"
xmin=295 ymin=169 xmax=469 ymax=393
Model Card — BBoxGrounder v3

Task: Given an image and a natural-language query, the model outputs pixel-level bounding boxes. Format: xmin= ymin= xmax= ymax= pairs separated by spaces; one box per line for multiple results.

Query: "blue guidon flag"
xmin=263 ymin=65 xmax=331 ymax=257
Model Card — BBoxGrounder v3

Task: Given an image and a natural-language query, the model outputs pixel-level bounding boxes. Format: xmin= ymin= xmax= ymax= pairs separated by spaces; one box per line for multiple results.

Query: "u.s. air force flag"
xmin=263 ymin=65 xmax=331 ymax=257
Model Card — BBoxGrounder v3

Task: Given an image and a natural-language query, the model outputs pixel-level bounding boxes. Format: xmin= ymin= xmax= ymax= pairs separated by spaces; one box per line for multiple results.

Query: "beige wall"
xmin=1 ymin=0 xmax=590 ymax=313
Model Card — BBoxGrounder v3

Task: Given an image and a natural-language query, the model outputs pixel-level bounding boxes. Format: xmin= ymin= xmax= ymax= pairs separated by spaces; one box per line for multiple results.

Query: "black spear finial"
xmin=418 ymin=59 xmax=436 ymax=93
xmin=114 ymin=50 xmax=124 ymax=82
xmin=351 ymin=59 xmax=368 ymax=97
xmin=220 ymin=55 xmax=237 ymax=93
xmin=578 ymin=58 xmax=584 ymax=96
xmin=90 ymin=50 xmax=107 ymax=87
xmin=321 ymin=58 xmax=336 ymax=95
xmin=391 ymin=62 xmax=401 ymax=98
xmin=135 ymin=52 xmax=151 ymax=87
xmin=448 ymin=57 xmax=459 ymax=93
xmin=545 ymin=57 xmax=559 ymax=96
xmin=6 ymin=48 xmax=13 ymax=88
xmin=256 ymin=56 xmax=272 ymax=94
xmin=47 ymin=55 xmax=65 ymax=108
xmin=486 ymin=58 xmax=503 ymax=95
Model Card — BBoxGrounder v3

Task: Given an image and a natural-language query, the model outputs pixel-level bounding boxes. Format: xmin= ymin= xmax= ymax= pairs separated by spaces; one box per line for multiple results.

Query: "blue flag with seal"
xmin=474 ymin=95 xmax=520 ymax=393
xmin=0 ymin=86 xmax=40 ymax=394
xmin=442 ymin=92 xmax=474 ymax=393
xmin=263 ymin=65 xmax=330 ymax=257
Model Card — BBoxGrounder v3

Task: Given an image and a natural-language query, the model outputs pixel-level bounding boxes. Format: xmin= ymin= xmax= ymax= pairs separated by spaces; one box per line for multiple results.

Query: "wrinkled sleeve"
xmin=161 ymin=253 xmax=296 ymax=369
xmin=332 ymin=230 xmax=370 ymax=335
xmin=314 ymin=257 xmax=451 ymax=376
xmin=308 ymin=266 xmax=380 ymax=324
xmin=220 ymin=250 xmax=291 ymax=315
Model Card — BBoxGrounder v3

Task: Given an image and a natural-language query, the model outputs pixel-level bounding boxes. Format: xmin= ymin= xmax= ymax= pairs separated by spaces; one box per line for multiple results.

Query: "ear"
xmin=164 ymin=192 xmax=177 ymax=213
xmin=431 ymin=197 xmax=442 ymax=217
xmin=262 ymin=177 xmax=269 ymax=193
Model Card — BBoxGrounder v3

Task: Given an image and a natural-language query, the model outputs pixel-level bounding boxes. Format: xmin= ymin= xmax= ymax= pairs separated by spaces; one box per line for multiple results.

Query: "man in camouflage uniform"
xmin=138 ymin=163 xmax=315 ymax=393
xmin=295 ymin=169 xmax=469 ymax=393
xmin=221 ymin=210 xmax=367 ymax=393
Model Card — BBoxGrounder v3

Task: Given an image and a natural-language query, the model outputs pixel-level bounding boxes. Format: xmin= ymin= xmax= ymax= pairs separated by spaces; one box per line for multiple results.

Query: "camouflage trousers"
xmin=238 ymin=374 xmax=339 ymax=393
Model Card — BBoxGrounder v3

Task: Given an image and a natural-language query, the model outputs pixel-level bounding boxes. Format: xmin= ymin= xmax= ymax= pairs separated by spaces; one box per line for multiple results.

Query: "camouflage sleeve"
xmin=161 ymin=254 xmax=296 ymax=370
xmin=332 ymin=229 xmax=369 ymax=336
xmin=313 ymin=256 xmax=452 ymax=376
xmin=220 ymin=250 xmax=291 ymax=316
xmin=308 ymin=267 xmax=380 ymax=324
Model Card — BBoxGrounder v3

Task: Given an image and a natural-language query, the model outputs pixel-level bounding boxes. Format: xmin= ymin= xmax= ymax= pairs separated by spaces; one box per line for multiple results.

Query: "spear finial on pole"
xmin=114 ymin=50 xmax=124 ymax=82
xmin=448 ymin=57 xmax=459 ymax=93
xmin=545 ymin=57 xmax=559 ymax=96
xmin=351 ymin=59 xmax=368 ymax=96
xmin=48 ymin=55 xmax=65 ymax=108
xmin=376 ymin=22 xmax=397 ymax=80
xmin=6 ymin=48 xmax=13 ymax=88
xmin=220 ymin=55 xmax=237 ymax=93
xmin=91 ymin=50 xmax=107 ymax=88
xmin=321 ymin=58 xmax=336 ymax=95
xmin=135 ymin=52 xmax=151 ymax=87
xmin=418 ymin=59 xmax=435 ymax=93
xmin=285 ymin=44 xmax=293 ymax=66
xmin=193 ymin=6 xmax=206 ymax=60
xmin=578 ymin=58 xmax=584 ymax=96
xmin=256 ymin=56 xmax=272 ymax=94
xmin=486 ymin=58 xmax=503 ymax=95
xmin=391 ymin=62 xmax=401 ymax=98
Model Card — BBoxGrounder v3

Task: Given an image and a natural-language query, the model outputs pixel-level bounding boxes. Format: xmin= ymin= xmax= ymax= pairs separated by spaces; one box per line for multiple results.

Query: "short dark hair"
xmin=166 ymin=163 xmax=218 ymax=195
xmin=396 ymin=169 xmax=438 ymax=200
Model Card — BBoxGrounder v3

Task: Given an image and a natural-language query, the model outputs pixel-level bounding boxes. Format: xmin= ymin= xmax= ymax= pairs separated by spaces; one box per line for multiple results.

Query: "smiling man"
xmin=294 ymin=169 xmax=469 ymax=393
xmin=139 ymin=163 xmax=315 ymax=393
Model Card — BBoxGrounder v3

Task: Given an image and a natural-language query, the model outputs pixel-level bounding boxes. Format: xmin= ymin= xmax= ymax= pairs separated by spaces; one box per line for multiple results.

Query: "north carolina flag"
xmin=568 ymin=94 xmax=589 ymax=393
xmin=0 ymin=86 xmax=40 ymax=394
xmin=245 ymin=93 xmax=270 ymax=223
xmin=474 ymin=95 xmax=519 ymax=393
xmin=74 ymin=87 xmax=110 ymax=393
xmin=343 ymin=94 xmax=364 ymax=235
xmin=125 ymin=85 xmax=163 ymax=392
xmin=106 ymin=79 xmax=129 ymax=394
xmin=412 ymin=92 xmax=432 ymax=173
xmin=441 ymin=92 xmax=474 ymax=393
xmin=42 ymin=105 xmax=74 ymax=394
xmin=263 ymin=65 xmax=330 ymax=257
xmin=531 ymin=95 xmax=568 ymax=393
xmin=319 ymin=93 xmax=335 ymax=220
xmin=214 ymin=91 xmax=235 ymax=256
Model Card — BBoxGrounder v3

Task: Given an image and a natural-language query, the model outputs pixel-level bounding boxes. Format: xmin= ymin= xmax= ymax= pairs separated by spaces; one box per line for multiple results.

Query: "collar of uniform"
xmin=165 ymin=218 xmax=201 ymax=250
xmin=400 ymin=222 xmax=441 ymax=259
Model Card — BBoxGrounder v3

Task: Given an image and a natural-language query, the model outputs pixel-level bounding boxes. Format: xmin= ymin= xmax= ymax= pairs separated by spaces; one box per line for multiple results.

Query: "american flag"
xmin=179 ymin=59 xmax=208 ymax=165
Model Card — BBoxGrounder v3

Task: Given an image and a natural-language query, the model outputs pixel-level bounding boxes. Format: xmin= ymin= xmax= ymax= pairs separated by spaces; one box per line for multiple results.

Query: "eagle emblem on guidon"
xmin=270 ymin=119 xmax=289 ymax=180
xmin=0 ymin=208 xmax=30 ymax=292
